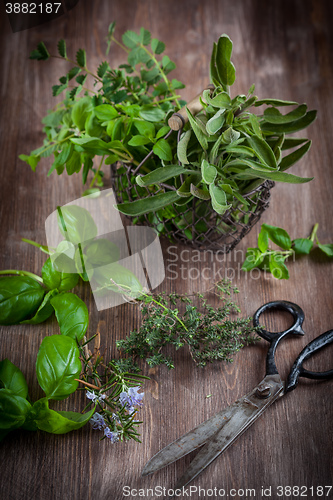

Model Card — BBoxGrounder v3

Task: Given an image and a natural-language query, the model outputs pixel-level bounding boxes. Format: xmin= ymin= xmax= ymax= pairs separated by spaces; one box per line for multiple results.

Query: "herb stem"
xmin=310 ymin=223 xmax=319 ymax=243
xmin=90 ymin=155 xmax=105 ymax=188
xmin=0 ymin=270 xmax=44 ymax=284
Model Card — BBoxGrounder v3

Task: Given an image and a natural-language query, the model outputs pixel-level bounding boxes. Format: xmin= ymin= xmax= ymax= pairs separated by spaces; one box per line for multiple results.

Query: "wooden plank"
xmin=0 ymin=0 xmax=332 ymax=499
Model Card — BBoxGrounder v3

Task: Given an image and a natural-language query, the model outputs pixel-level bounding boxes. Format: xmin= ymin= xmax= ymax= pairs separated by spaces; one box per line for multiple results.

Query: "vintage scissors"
xmin=142 ymin=300 xmax=333 ymax=495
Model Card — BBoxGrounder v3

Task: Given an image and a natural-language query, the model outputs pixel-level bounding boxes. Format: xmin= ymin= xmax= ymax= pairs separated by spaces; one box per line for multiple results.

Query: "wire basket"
xmin=111 ymin=161 xmax=274 ymax=253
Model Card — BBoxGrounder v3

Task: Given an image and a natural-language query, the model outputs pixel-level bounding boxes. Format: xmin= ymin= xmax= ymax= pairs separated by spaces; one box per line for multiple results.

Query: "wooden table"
xmin=0 ymin=1 xmax=332 ymax=499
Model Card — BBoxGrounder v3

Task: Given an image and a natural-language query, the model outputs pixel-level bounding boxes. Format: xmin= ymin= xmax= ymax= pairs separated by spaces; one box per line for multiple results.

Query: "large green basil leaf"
xmin=50 ymin=293 xmax=89 ymax=341
xmin=32 ymin=398 xmax=95 ymax=434
xmin=42 ymin=258 xmax=79 ymax=292
xmin=0 ymin=276 xmax=45 ymax=325
xmin=36 ymin=335 xmax=82 ymax=400
xmin=83 ymin=239 xmax=120 ymax=269
xmin=21 ymin=289 xmax=58 ymax=325
xmin=0 ymin=359 xmax=28 ymax=398
xmin=261 ymin=224 xmax=292 ymax=250
xmin=0 ymin=388 xmax=32 ymax=429
xmin=57 ymin=205 xmax=98 ymax=246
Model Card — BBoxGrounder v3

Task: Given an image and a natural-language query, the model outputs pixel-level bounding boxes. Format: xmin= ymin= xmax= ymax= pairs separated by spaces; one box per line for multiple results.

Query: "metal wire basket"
xmin=111 ymin=161 xmax=274 ymax=253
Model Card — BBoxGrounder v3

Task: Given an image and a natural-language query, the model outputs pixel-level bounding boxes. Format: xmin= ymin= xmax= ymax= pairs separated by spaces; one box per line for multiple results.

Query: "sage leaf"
xmin=261 ymin=110 xmax=317 ymax=134
xmin=254 ymin=98 xmax=298 ymax=107
xmin=206 ymin=109 xmax=225 ymax=135
xmin=50 ymin=293 xmax=89 ymax=341
xmin=0 ymin=276 xmax=45 ymax=325
xmin=0 ymin=389 xmax=32 ymax=430
xmin=279 ymin=140 xmax=311 ymax=172
xmin=177 ymin=130 xmax=191 ymax=164
xmin=153 ymin=139 xmax=173 ymax=161
xmin=136 ymin=165 xmax=193 ymax=187
xmin=263 ymin=104 xmax=307 ymax=124
xmin=201 ymin=159 xmax=217 ymax=184
xmin=185 ymin=107 xmax=208 ymax=150
xmin=262 ymin=224 xmax=292 ymax=250
xmin=32 ymin=398 xmax=95 ymax=434
xmin=177 ymin=174 xmax=201 ymax=197
xmin=235 ymin=169 xmax=313 ymax=184
xmin=190 ymin=184 xmax=211 ymax=200
xmin=0 ymin=359 xmax=28 ymax=399
xmin=292 ymin=238 xmax=313 ymax=255
xmin=116 ymin=191 xmax=180 ymax=216
xmin=247 ymin=136 xmax=278 ymax=169
xmin=209 ymin=184 xmax=231 ymax=214
xmin=36 ymin=335 xmax=82 ymax=400
xmin=203 ymin=90 xmax=231 ymax=108
xmin=221 ymin=127 xmax=240 ymax=144
xmin=215 ymin=34 xmax=236 ymax=88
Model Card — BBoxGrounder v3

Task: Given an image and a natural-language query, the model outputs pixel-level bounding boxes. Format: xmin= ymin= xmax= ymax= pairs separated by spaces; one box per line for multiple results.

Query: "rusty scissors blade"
xmin=142 ymin=301 xmax=333 ymax=496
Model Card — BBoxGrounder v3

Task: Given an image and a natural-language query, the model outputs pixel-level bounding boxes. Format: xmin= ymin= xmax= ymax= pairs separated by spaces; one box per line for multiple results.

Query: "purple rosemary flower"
xmin=89 ymin=413 xmax=105 ymax=430
xmin=86 ymin=390 xmax=106 ymax=404
xmin=119 ymin=386 xmax=144 ymax=413
xmin=104 ymin=427 xmax=120 ymax=443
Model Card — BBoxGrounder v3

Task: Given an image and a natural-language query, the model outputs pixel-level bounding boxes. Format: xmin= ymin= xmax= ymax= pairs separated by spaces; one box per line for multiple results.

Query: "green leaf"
xmin=242 ymin=248 xmax=265 ymax=271
xmin=41 ymin=258 xmax=79 ymax=292
xmin=51 ymin=293 xmax=89 ymax=341
xmin=0 ymin=359 xmax=28 ymax=399
xmin=93 ymin=263 xmax=143 ymax=296
xmin=19 ymin=154 xmax=40 ymax=172
xmin=32 ymin=398 xmax=95 ymax=434
xmin=201 ymin=159 xmax=217 ymax=184
xmin=263 ymin=104 xmax=307 ymax=124
xmin=0 ymin=276 xmax=45 ymax=325
xmin=269 ymin=254 xmax=289 ymax=279
xmin=128 ymin=135 xmax=151 ymax=146
xmin=255 ymin=98 xmax=298 ymax=107
xmin=153 ymin=139 xmax=173 ymax=161
xmin=280 ymin=137 xmax=309 ymax=150
xmin=209 ymin=42 xmax=219 ymax=85
xmin=206 ymin=109 xmax=225 ymax=135
xmin=258 ymin=229 xmax=269 ymax=253
xmin=247 ymin=136 xmax=278 ymax=169
xmin=151 ymin=38 xmax=165 ymax=54
xmin=48 ymin=142 xmax=73 ymax=177
xmin=190 ymin=184 xmax=211 ymax=200
xmin=261 ymin=224 xmax=292 ymax=250
xmin=21 ymin=289 xmax=58 ymax=325
xmin=248 ymin=114 xmax=263 ymax=138
xmin=66 ymin=151 xmax=82 ymax=175
xmin=94 ymin=104 xmax=118 ymax=122
xmin=203 ymin=90 xmax=231 ymax=108
xmin=116 ymin=191 xmax=180 ymax=216
xmin=57 ymin=39 xmax=67 ymax=58
xmin=215 ymin=34 xmax=236 ymax=88
xmin=83 ymin=239 xmax=120 ymax=269
xmin=209 ymin=184 xmax=231 ymax=214
xmin=279 ymin=140 xmax=311 ymax=172
xmin=156 ymin=126 xmax=171 ymax=139
xmin=36 ymin=335 xmax=82 ymax=400
xmin=29 ymin=42 xmax=49 ymax=61
xmin=177 ymin=130 xmax=191 ymax=165
xmin=56 ymin=205 xmax=98 ymax=246
xmin=235 ymin=169 xmax=313 ymax=184
xmin=221 ymin=127 xmax=240 ymax=144
xmin=186 ymin=107 xmax=208 ymax=150
xmin=292 ymin=238 xmax=313 ymax=255
xmin=136 ymin=165 xmax=192 ymax=187
xmin=261 ymin=110 xmax=317 ymax=134
xmin=71 ymin=96 xmax=92 ymax=131
xmin=317 ymin=242 xmax=333 ymax=257
xmin=97 ymin=61 xmax=110 ymax=78
xmin=134 ymin=120 xmax=155 ymax=138
xmin=177 ymin=174 xmax=201 ymax=197
xmin=122 ymin=30 xmax=140 ymax=48
xmin=76 ymin=48 xmax=86 ymax=68
xmin=161 ymin=55 xmax=176 ymax=74
xmin=0 ymin=389 xmax=32 ymax=430
xmin=139 ymin=28 xmax=151 ymax=45
xmin=139 ymin=106 xmax=165 ymax=122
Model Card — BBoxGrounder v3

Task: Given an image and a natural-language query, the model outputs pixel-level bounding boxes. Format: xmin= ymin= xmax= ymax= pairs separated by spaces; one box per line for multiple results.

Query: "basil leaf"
xmin=32 ymin=398 xmax=95 ymax=434
xmin=0 ymin=389 xmax=32 ymax=430
xmin=36 ymin=335 xmax=82 ymax=400
xmin=93 ymin=263 xmax=143 ymax=296
xmin=317 ymin=242 xmax=333 ymax=257
xmin=0 ymin=276 xmax=45 ymax=325
xmin=269 ymin=254 xmax=289 ymax=280
xmin=242 ymin=248 xmax=265 ymax=271
xmin=57 ymin=205 xmax=98 ymax=246
xmin=116 ymin=191 xmax=180 ymax=216
xmin=292 ymin=238 xmax=313 ymax=255
xmin=21 ymin=289 xmax=58 ymax=325
xmin=262 ymin=224 xmax=292 ymax=250
xmin=136 ymin=165 xmax=193 ymax=187
xmin=258 ymin=229 xmax=269 ymax=253
xmin=0 ymin=359 xmax=28 ymax=399
xmin=84 ymin=239 xmax=120 ymax=269
xmin=41 ymin=258 xmax=79 ymax=292
xmin=50 ymin=293 xmax=89 ymax=341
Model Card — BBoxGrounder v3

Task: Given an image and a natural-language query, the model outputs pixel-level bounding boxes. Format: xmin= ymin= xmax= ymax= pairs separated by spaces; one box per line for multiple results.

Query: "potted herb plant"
xmin=21 ymin=24 xmax=316 ymax=251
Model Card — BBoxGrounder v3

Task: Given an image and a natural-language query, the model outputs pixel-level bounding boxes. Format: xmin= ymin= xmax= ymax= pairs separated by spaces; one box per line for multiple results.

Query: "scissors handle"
xmin=253 ymin=301 xmax=305 ymax=376
xmin=286 ymin=329 xmax=333 ymax=392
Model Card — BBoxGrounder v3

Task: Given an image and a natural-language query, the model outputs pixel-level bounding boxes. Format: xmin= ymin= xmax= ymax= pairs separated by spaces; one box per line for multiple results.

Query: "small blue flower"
xmin=119 ymin=386 xmax=144 ymax=413
xmin=89 ymin=413 xmax=105 ymax=430
xmin=86 ymin=390 xmax=106 ymax=404
xmin=104 ymin=427 xmax=120 ymax=443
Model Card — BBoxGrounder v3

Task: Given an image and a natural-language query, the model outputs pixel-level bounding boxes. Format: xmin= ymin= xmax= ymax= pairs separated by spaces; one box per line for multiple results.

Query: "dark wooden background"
xmin=0 ymin=1 xmax=332 ymax=499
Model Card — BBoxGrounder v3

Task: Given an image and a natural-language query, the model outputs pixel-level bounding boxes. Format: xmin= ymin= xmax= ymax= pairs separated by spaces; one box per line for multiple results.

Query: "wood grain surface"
xmin=0 ymin=1 xmax=332 ymax=499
